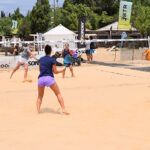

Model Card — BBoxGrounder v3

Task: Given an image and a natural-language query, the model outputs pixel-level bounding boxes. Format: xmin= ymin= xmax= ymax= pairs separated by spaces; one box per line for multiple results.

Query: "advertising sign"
xmin=118 ymin=1 xmax=133 ymax=30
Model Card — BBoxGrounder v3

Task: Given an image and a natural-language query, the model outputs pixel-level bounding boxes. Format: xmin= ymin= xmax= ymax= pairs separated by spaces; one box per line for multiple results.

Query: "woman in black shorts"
xmin=85 ymin=40 xmax=91 ymax=63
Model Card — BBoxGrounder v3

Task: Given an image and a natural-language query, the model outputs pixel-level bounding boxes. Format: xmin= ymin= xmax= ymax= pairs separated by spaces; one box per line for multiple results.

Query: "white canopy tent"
xmin=43 ymin=24 xmax=77 ymax=53
xmin=43 ymin=24 xmax=76 ymax=41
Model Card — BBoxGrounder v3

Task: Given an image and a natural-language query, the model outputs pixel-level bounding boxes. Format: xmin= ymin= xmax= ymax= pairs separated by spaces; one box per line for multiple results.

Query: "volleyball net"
xmin=0 ymin=37 xmax=150 ymax=69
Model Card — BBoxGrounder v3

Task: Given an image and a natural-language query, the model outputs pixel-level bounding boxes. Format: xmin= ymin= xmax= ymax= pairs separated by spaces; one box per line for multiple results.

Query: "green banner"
xmin=118 ymin=1 xmax=133 ymax=30
xmin=12 ymin=20 xmax=18 ymax=29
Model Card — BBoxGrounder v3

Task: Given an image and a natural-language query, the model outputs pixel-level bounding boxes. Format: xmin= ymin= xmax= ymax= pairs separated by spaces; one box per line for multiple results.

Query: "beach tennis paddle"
xmin=64 ymin=54 xmax=73 ymax=64
xmin=56 ymin=58 xmax=64 ymax=65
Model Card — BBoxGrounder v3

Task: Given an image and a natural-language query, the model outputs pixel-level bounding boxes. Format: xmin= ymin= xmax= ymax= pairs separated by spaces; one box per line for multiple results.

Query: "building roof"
xmin=97 ymin=22 xmax=137 ymax=31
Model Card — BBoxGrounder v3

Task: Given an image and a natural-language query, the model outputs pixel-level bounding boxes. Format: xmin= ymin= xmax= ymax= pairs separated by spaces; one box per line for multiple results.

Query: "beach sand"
xmin=0 ymin=49 xmax=150 ymax=150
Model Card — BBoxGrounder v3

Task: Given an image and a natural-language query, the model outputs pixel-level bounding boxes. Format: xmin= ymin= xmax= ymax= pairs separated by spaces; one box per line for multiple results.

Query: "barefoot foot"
xmin=62 ymin=110 xmax=70 ymax=115
xmin=72 ymin=75 xmax=75 ymax=78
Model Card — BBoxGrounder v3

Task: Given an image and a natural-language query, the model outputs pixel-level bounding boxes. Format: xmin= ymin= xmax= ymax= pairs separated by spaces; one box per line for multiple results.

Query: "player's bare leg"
xmin=62 ymin=67 xmax=66 ymax=78
xmin=36 ymin=86 xmax=45 ymax=114
xmin=23 ymin=63 xmax=32 ymax=82
xmin=10 ymin=62 xmax=22 ymax=79
xmin=50 ymin=83 xmax=69 ymax=115
xmin=69 ymin=65 xmax=74 ymax=77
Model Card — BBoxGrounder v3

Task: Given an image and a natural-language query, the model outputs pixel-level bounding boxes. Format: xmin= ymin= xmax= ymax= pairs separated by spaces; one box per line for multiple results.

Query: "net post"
xmin=148 ymin=36 xmax=150 ymax=49
xmin=132 ymin=49 xmax=135 ymax=63
xmin=114 ymin=49 xmax=117 ymax=62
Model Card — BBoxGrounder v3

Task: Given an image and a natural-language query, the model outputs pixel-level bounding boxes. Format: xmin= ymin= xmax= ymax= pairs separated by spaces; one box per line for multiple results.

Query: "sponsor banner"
xmin=12 ymin=20 xmax=18 ymax=29
xmin=78 ymin=16 xmax=86 ymax=48
xmin=38 ymin=33 xmax=43 ymax=41
xmin=12 ymin=20 xmax=18 ymax=34
xmin=118 ymin=1 xmax=133 ymax=30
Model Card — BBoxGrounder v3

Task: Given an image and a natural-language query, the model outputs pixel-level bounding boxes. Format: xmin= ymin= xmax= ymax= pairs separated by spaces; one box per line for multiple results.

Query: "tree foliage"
xmin=63 ymin=0 xmax=119 ymax=16
xmin=12 ymin=8 xmax=24 ymax=20
xmin=61 ymin=3 xmax=100 ymax=30
xmin=132 ymin=5 xmax=150 ymax=36
xmin=99 ymin=11 xmax=114 ymax=26
xmin=54 ymin=8 xmax=64 ymax=26
xmin=63 ymin=0 xmax=150 ymax=35
xmin=63 ymin=0 xmax=95 ymax=8
xmin=30 ymin=0 xmax=52 ymax=33
xmin=1 ymin=11 xmax=5 ymax=18
xmin=63 ymin=0 xmax=118 ymax=29
xmin=126 ymin=0 xmax=150 ymax=6
xmin=0 ymin=17 xmax=12 ymax=35
xmin=18 ymin=17 xmax=31 ymax=39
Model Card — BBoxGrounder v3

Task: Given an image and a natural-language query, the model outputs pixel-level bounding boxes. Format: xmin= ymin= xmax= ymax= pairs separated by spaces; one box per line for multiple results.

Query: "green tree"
xmin=132 ymin=5 xmax=150 ymax=36
xmin=126 ymin=0 xmax=150 ymax=6
xmin=63 ymin=0 xmax=95 ymax=8
xmin=54 ymin=8 xmax=64 ymax=26
xmin=87 ymin=11 xmax=100 ymax=30
xmin=1 ymin=11 xmax=5 ymax=18
xmin=8 ymin=13 xmax=11 ymax=18
xmin=63 ymin=0 xmax=119 ymax=16
xmin=12 ymin=8 xmax=24 ymax=20
xmin=0 ymin=17 xmax=12 ymax=35
xmin=30 ymin=0 xmax=52 ymax=33
xmin=18 ymin=17 xmax=31 ymax=39
xmin=94 ymin=0 xmax=119 ymax=15
xmin=63 ymin=0 xmax=119 ymax=29
xmin=99 ymin=11 xmax=114 ymax=26
xmin=62 ymin=3 xmax=100 ymax=30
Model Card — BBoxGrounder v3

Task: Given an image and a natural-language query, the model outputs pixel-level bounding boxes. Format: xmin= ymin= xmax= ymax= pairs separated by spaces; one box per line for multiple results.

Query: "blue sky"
xmin=0 ymin=0 xmax=65 ymax=16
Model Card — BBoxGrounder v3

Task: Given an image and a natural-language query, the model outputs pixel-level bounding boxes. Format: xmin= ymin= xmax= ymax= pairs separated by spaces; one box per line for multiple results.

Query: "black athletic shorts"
xmin=86 ymin=50 xmax=90 ymax=54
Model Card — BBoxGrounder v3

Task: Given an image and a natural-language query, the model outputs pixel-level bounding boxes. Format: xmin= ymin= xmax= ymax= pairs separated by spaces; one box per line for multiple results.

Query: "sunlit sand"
xmin=0 ymin=50 xmax=150 ymax=150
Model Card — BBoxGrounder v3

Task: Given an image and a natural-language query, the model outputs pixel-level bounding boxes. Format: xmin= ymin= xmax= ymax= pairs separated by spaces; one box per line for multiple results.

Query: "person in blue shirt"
xmin=37 ymin=45 xmax=69 ymax=115
xmin=61 ymin=43 xmax=74 ymax=78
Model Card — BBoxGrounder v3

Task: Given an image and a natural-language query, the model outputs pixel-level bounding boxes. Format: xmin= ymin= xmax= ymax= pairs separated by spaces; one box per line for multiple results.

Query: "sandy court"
xmin=1 ymin=51 xmax=150 ymax=150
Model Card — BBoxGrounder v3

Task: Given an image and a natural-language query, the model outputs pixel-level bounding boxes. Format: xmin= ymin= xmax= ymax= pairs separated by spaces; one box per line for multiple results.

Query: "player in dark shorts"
xmin=13 ymin=45 xmax=19 ymax=56
xmin=61 ymin=43 xmax=74 ymax=78
xmin=85 ymin=39 xmax=91 ymax=63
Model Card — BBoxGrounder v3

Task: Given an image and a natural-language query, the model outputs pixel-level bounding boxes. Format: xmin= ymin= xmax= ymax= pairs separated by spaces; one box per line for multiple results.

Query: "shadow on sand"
xmin=40 ymin=107 xmax=61 ymax=115
xmin=90 ymin=61 xmax=150 ymax=73
xmin=90 ymin=61 xmax=131 ymax=67
xmin=130 ymin=66 xmax=150 ymax=72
